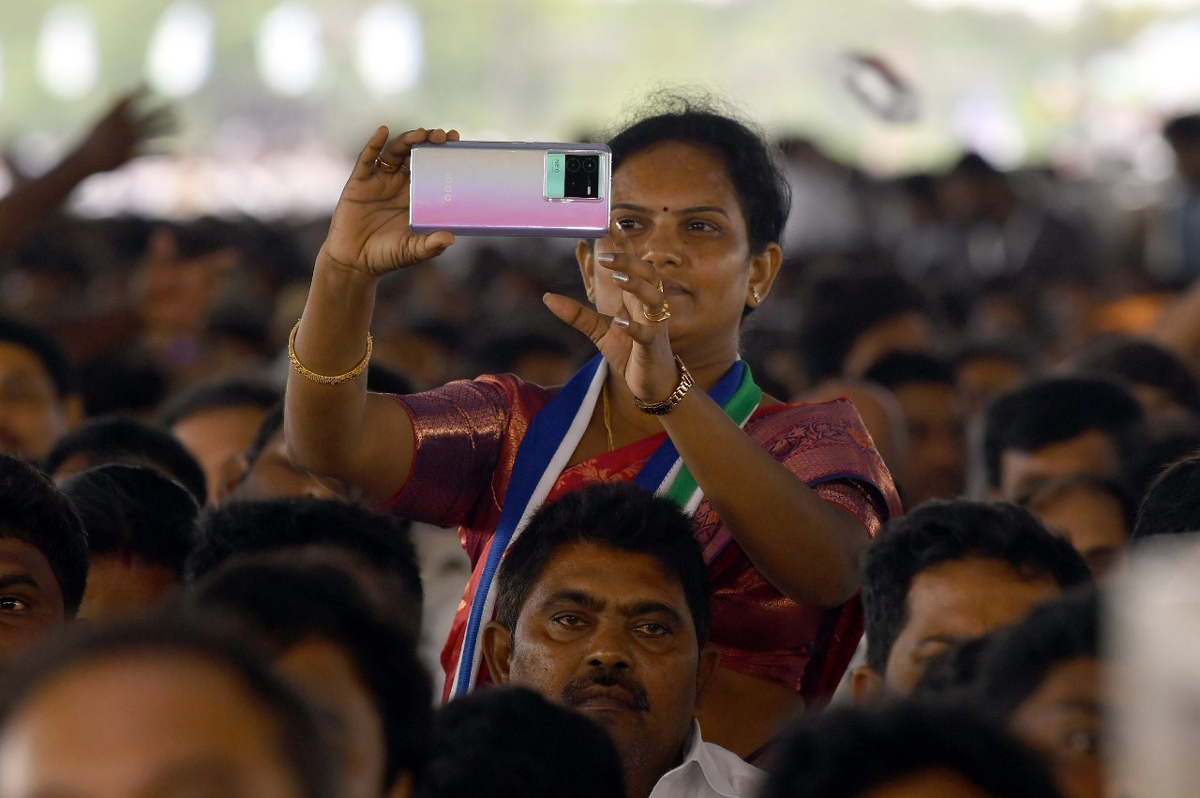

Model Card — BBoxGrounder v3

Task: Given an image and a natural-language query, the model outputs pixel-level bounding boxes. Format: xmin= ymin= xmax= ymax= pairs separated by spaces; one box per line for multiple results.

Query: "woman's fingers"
xmin=353 ymin=126 xmax=455 ymax=182
xmin=610 ymin=267 xmax=667 ymax=319
xmin=543 ymin=293 xmax=607 ymax=344
xmin=380 ymin=127 xmax=452 ymax=171
xmin=595 ymin=249 xmax=659 ymax=285
xmin=411 ymin=231 xmax=457 ymax=261
xmin=353 ymin=126 xmax=391 ymax=176
xmin=543 ymin=293 xmax=660 ymax=348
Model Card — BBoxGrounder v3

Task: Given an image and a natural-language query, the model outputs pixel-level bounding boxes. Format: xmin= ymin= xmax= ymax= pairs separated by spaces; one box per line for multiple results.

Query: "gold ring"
xmin=374 ymin=156 xmax=401 ymax=174
xmin=643 ymin=279 xmax=670 ymax=322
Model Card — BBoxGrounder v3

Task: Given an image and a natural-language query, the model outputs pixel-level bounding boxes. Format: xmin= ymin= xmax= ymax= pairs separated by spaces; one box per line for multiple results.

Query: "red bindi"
xmin=663 ymin=206 xmax=669 ymax=212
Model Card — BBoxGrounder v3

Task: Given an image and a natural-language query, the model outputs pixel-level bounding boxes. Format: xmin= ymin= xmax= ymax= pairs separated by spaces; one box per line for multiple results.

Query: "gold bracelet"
xmin=633 ymin=357 xmax=694 ymax=415
xmin=288 ymin=320 xmax=372 ymax=386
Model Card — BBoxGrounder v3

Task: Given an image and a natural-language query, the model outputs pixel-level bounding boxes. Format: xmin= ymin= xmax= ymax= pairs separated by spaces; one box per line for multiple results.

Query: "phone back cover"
xmin=409 ymin=142 xmax=611 ymax=237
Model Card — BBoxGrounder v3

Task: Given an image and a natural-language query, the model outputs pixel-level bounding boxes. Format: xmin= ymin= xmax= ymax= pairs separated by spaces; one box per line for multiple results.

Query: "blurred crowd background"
xmin=5 ymin=0 xmax=1200 ymax=439
xmin=5 ymin=3 xmax=1200 ymax=796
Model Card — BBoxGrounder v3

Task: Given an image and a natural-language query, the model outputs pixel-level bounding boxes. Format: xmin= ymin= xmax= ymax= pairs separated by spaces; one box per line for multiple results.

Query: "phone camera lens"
xmin=561 ymin=153 xmax=601 ymax=200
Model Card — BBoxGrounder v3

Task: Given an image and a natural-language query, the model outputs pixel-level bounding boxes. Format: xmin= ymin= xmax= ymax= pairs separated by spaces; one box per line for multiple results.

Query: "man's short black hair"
xmin=1133 ymin=453 xmax=1200 ymax=541
xmin=797 ymin=268 xmax=932 ymax=383
xmin=982 ymin=376 xmax=1147 ymax=491
xmin=760 ymin=700 xmax=1061 ymax=798
xmin=156 ymin=377 xmax=282 ymax=429
xmin=0 ymin=454 xmax=88 ymax=618
xmin=1069 ymin=335 xmax=1200 ymax=417
xmin=0 ymin=614 xmax=339 ymax=798
xmin=415 ymin=686 xmax=625 ymax=798
xmin=60 ymin=464 xmax=199 ymax=575
xmin=862 ymin=351 xmax=955 ymax=390
xmin=186 ymin=498 xmax=422 ymax=633
xmin=43 ymin=415 xmax=207 ymax=505
xmin=495 ymin=483 xmax=710 ymax=647
xmin=0 ymin=316 xmax=78 ymax=398
xmin=862 ymin=499 xmax=1092 ymax=674
xmin=972 ymin=585 xmax=1100 ymax=719
xmin=189 ymin=554 xmax=432 ymax=789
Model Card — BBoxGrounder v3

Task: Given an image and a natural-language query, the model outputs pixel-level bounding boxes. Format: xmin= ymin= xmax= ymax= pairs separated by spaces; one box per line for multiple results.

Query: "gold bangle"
xmin=288 ymin=320 xmax=372 ymax=386
xmin=633 ymin=357 xmax=694 ymax=415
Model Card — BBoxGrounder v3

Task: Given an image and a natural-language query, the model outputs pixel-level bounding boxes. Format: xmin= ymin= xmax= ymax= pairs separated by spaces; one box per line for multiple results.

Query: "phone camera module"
xmin=563 ymin=154 xmax=601 ymax=199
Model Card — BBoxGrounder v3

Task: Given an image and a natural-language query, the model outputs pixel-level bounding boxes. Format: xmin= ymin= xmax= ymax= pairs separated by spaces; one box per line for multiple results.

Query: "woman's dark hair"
xmin=607 ymin=93 xmax=790 ymax=256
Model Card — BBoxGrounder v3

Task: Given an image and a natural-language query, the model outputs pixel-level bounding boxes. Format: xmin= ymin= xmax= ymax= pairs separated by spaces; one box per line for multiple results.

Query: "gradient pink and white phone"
xmin=409 ymin=141 xmax=611 ymax=238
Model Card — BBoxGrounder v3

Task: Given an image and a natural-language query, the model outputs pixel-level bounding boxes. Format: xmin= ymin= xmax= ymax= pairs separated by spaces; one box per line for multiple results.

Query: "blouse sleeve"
xmin=381 ymin=375 xmax=520 ymax=528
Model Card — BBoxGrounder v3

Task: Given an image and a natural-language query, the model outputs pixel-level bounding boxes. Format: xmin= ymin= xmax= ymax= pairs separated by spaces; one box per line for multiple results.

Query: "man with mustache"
xmin=482 ymin=482 xmax=760 ymax=798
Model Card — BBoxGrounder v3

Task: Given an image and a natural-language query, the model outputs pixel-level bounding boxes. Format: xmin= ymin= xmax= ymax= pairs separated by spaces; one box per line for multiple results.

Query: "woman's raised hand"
xmin=320 ymin=126 xmax=458 ymax=279
xmin=544 ymin=224 xmax=681 ymax=404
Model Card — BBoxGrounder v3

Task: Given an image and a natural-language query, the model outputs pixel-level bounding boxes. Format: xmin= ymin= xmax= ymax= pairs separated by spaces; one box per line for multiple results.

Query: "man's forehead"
xmin=528 ymin=542 xmax=687 ymax=606
xmin=1001 ymin=429 xmax=1121 ymax=497
xmin=0 ymin=537 xmax=56 ymax=579
xmin=904 ymin=557 xmax=1059 ymax=634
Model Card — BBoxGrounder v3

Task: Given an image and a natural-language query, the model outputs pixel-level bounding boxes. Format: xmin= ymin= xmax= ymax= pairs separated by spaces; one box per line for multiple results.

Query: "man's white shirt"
xmin=649 ymin=721 xmax=763 ymax=798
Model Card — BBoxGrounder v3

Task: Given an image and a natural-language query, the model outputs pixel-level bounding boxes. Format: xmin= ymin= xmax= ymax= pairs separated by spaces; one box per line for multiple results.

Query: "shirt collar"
xmin=673 ymin=720 xmax=748 ymax=798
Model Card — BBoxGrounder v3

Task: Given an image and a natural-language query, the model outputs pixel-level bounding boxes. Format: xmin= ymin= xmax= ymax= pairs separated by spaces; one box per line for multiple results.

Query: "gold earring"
xmin=586 ymin=289 xmax=596 ymax=303
xmin=751 ymin=287 xmax=762 ymax=304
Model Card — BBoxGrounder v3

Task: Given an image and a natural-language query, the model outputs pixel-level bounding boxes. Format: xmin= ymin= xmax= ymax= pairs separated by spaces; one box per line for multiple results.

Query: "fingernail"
xmin=596 ymin=253 xmax=615 ymax=265
xmin=612 ymin=272 xmax=630 ymax=284
xmin=613 ymin=316 xmax=630 ymax=330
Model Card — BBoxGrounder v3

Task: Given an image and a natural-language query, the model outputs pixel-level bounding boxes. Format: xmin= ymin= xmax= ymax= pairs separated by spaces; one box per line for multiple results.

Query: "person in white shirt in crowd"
xmin=481 ymin=482 xmax=760 ymax=798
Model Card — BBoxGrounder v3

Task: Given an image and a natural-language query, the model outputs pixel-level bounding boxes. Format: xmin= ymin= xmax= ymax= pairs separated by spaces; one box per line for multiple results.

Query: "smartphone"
xmin=409 ymin=141 xmax=611 ymax=238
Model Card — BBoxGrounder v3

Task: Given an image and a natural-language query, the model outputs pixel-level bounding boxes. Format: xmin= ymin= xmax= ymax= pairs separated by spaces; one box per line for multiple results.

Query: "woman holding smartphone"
xmin=285 ymin=103 xmax=900 ymax=760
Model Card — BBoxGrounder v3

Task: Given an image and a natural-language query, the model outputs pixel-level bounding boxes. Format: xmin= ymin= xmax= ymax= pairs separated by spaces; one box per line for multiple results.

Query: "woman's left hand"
xmin=543 ymin=226 xmax=680 ymax=402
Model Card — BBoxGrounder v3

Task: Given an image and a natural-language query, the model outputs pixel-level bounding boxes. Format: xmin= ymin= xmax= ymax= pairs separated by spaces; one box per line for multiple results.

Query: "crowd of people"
xmin=0 ymin=89 xmax=1198 ymax=797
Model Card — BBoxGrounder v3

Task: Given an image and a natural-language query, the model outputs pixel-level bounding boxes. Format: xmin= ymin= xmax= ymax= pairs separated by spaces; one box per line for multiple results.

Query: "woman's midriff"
xmin=695 ymin=665 xmax=804 ymax=759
